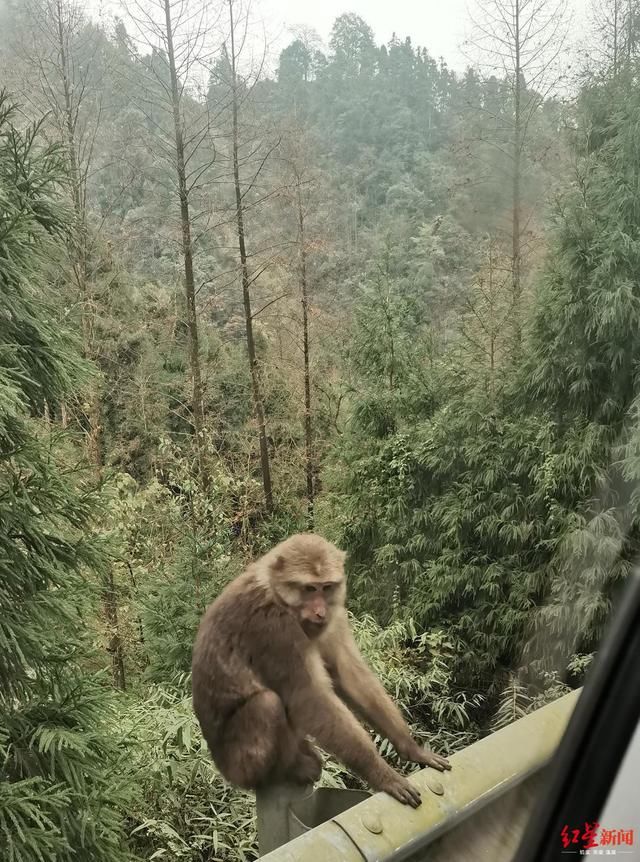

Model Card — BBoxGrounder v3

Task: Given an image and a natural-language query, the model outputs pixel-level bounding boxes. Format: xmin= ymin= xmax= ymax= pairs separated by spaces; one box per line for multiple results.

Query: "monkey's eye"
xmin=322 ymin=584 xmax=334 ymax=593
xmin=304 ymin=584 xmax=317 ymax=593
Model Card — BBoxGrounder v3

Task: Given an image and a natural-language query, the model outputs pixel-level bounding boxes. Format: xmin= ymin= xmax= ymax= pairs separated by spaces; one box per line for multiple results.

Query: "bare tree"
xmin=296 ymin=172 xmax=314 ymax=526
xmin=589 ymin=0 xmax=640 ymax=75
xmin=278 ymin=133 xmax=318 ymax=526
xmin=466 ymin=0 xmax=567 ymax=348
xmin=460 ymin=236 xmax=513 ymax=398
xmin=212 ymin=0 xmax=277 ymax=513
xmin=12 ymin=0 xmax=105 ymax=467
xmin=124 ymin=0 xmax=219 ymax=485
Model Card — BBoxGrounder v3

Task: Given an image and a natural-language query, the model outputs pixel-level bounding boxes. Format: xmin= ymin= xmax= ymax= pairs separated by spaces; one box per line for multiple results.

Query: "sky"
xmin=86 ymin=0 xmax=592 ymax=73
xmin=257 ymin=0 xmax=476 ymax=64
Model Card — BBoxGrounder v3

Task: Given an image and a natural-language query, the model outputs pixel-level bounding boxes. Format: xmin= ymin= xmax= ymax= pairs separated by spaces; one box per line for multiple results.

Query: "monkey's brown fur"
xmin=192 ymin=533 xmax=450 ymax=807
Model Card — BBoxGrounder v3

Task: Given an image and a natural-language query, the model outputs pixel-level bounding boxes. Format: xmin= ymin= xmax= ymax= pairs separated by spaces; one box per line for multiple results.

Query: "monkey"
xmin=191 ymin=533 xmax=451 ymax=807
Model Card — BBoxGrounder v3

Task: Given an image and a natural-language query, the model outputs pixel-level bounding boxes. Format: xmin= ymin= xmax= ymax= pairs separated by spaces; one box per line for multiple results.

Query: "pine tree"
xmin=0 ymin=92 xmax=130 ymax=862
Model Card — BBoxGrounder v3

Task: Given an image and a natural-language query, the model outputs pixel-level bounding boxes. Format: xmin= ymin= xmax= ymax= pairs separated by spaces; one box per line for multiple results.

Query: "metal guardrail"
xmin=256 ymin=689 xmax=581 ymax=861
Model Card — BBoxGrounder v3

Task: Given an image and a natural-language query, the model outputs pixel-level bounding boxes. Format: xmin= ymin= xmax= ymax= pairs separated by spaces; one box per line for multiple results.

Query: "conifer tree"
xmin=0 ymin=92 xmax=130 ymax=862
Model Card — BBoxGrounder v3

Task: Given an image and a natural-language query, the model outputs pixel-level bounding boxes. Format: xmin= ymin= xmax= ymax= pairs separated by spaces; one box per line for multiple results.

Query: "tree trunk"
xmin=126 ymin=561 xmax=147 ymax=660
xmin=297 ymin=183 xmax=314 ymax=527
xmin=55 ymin=1 xmax=125 ymax=686
xmin=489 ymin=242 xmax=496 ymax=376
xmin=512 ymin=0 xmax=522 ymax=350
xmin=163 ymin=0 xmax=208 ymax=484
xmin=614 ymin=0 xmax=619 ymax=75
xmin=227 ymin=0 xmax=274 ymax=513
xmin=55 ymin=2 xmax=85 ymax=265
xmin=627 ymin=0 xmax=636 ymax=59
xmin=55 ymin=1 xmax=102 ymax=472
xmin=103 ymin=570 xmax=126 ymax=691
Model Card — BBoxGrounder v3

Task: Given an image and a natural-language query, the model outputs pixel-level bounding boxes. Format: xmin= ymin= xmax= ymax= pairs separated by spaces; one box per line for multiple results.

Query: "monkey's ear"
xmin=271 ymin=554 xmax=286 ymax=573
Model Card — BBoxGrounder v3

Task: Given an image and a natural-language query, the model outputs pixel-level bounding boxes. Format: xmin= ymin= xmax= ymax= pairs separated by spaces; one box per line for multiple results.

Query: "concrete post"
xmin=255 ymin=784 xmax=372 ymax=856
xmin=255 ymin=783 xmax=313 ymax=856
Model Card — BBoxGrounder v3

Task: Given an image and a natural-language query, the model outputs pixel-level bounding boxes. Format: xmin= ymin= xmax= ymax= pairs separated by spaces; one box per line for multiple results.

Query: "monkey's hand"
xmin=399 ymin=742 xmax=451 ymax=772
xmin=377 ymin=771 xmax=422 ymax=808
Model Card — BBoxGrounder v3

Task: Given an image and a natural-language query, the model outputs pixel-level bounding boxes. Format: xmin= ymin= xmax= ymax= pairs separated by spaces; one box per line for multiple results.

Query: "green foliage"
xmin=328 ymin=63 xmax=640 ymax=720
xmin=490 ymin=676 xmax=533 ymax=731
xmin=491 ymin=671 xmax=571 ymax=732
xmin=0 ymin=92 xmax=130 ymax=862
xmin=352 ymin=615 xmax=480 ymax=751
xmin=527 ymin=71 xmax=640 ymax=428
xmin=107 ymin=438 xmax=239 ymax=683
xmin=120 ymin=685 xmax=258 ymax=861
xmin=3 ymin=3 xmax=640 ymax=858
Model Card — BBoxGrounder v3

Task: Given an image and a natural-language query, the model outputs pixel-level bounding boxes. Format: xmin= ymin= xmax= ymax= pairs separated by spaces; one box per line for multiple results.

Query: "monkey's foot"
xmin=288 ymin=751 xmax=323 ymax=784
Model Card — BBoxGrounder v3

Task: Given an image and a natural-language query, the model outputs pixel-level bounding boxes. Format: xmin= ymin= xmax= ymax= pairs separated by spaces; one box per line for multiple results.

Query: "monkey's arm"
xmin=288 ymin=652 xmax=422 ymax=807
xmin=252 ymin=611 xmax=422 ymax=807
xmin=321 ymin=614 xmax=450 ymax=772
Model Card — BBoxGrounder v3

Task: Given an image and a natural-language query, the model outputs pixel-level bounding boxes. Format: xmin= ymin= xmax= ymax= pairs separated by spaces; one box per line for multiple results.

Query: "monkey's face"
xmin=296 ymin=579 xmax=344 ymax=637
xmin=267 ymin=536 xmax=347 ymax=638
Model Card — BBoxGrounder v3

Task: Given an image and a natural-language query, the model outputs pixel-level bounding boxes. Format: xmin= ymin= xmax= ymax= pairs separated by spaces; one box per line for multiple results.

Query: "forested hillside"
xmin=2 ymin=0 xmax=640 ymax=858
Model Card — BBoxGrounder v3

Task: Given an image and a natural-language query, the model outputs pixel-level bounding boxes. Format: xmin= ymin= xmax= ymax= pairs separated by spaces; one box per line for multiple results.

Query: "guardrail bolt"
xmin=361 ymin=813 xmax=383 ymax=834
xmin=426 ymin=778 xmax=445 ymax=796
